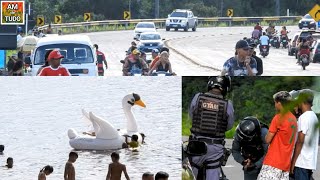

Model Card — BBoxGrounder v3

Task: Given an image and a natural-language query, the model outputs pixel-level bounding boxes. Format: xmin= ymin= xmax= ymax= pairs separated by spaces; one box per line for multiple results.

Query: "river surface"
xmin=0 ymin=77 xmax=181 ymax=179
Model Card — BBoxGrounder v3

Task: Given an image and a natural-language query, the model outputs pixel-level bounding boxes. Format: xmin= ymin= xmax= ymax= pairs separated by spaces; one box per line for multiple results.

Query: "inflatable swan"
xmin=68 ymin=93 xmax=146 ymax=150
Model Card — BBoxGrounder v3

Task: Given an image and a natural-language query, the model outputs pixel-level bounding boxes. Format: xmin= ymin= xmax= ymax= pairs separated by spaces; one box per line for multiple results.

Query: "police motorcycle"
xmin=183 ymin=140 xmax=230 ymax=180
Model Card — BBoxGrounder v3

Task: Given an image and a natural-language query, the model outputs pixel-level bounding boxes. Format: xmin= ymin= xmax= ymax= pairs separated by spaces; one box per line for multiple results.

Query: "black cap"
xmin=235 ymin=40 xmax=250 ymax=49
xmin=249 ymin=43 xmax=256 ymax=49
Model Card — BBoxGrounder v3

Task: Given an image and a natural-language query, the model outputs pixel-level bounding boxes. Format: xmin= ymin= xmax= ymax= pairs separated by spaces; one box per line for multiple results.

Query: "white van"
xmin=30 ymin=35 xmax=97 ymax=76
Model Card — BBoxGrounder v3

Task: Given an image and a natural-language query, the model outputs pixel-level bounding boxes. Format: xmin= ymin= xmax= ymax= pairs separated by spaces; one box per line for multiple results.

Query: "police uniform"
xmin=232 ymin=120 xmax=268 ymax=180
xmin=189 ymin=92 xmax=234 ymax=180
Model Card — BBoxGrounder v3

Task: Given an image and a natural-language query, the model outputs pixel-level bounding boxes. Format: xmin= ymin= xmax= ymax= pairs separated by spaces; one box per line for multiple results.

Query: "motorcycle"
xmin=281 ymin=35 xmax=288 ymax=48
xmin=271 ymin=35 xmax=280 ymax=48
xmin=151 ymin=71 xmax=176 ymax=76
xmin=299 ymin=54 xmax=310 ymax=70
xmin=120 ymin=60 xmax=150 ymax=76
xmin=260 ymin=45 xmax=269 ymax=58
xmin=251 ymin=37 xmax=259 ymax=46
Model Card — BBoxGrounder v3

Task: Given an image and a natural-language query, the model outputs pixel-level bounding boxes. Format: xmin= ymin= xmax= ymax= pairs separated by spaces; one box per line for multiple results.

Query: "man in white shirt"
xmin=290 ymin=90 xmax=319 ymax=180
xmin=259 ymin=32 xmax=270 ymax=53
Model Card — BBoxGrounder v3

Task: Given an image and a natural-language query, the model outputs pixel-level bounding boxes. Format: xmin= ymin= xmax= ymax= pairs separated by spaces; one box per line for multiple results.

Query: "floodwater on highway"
xmin=0 ymin=77 xmax=181 ymax=179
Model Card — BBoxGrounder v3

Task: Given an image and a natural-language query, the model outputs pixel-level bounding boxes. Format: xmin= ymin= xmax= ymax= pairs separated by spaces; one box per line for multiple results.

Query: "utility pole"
xmin=155 ymin=0 xmax=159 ymax=19
xmin=275 ymin=0 xmax=280 ymax=16
xmin=220 ymin=0 xmax=224 ymax=17
xmin=129 ymin=0 xmax=131 ymax=18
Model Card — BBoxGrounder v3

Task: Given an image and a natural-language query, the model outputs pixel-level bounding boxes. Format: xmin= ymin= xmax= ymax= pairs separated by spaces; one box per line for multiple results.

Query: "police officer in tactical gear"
xmin=232 ymin=116 xmax=268 ymax=180
xmin=188 ymin=76 xmax=235 ymax=180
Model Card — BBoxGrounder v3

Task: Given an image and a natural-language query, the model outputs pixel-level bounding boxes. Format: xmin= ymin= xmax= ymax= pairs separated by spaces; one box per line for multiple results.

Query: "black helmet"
xmin=236 ymin=116 xmax=261 ymax=142
xmin=207 ymin=76 xmax=231 ymax=97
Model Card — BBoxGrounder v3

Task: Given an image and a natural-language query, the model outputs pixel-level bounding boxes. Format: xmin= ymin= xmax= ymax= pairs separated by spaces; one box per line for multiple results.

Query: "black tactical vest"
xmin=191 ymin=93 xmax=228 ymax=138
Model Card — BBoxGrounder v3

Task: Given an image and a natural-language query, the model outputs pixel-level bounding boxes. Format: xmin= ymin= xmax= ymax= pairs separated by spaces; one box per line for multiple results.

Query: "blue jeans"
xmin=294 ymin=167 xmax=313 ymax=180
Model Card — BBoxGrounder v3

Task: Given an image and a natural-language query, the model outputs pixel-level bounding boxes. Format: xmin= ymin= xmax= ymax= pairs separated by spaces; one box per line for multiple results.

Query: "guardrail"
xmin=38 ymin=16 xmax=302 ymax=33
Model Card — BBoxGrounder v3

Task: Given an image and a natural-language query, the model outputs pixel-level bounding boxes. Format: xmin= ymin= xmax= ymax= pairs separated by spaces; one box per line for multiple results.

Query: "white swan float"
xmin=68 ymin=93 xmax=146 ymax=150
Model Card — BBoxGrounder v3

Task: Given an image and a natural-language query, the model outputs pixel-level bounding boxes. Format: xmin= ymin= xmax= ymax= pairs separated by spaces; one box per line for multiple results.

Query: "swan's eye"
xmin=131 ymin=98 xmax=135 ymax=103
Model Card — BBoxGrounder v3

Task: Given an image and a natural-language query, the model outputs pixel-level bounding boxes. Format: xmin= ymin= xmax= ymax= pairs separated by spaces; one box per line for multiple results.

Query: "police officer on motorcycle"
xmin=188 ymin=76 xmax=235 ymax=180
xmin=232 ymin=116 xmax=268 ymax=180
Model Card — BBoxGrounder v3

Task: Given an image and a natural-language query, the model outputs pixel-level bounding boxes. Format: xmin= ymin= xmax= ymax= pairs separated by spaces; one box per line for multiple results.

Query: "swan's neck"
xmin=123 ymin=106 xmax=138 ymax=132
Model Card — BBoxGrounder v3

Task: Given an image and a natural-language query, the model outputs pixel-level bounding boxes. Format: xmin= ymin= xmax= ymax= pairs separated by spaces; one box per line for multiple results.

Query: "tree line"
xmin=28 ymin=0 xmax=319 ymax=23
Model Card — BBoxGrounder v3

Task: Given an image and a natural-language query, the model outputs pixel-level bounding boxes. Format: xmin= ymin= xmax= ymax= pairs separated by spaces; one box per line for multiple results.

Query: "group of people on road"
xmin=122 ymin=43 xmax=175 ymax=76
xmin=184 ymin=76 xmax=319 ymax=180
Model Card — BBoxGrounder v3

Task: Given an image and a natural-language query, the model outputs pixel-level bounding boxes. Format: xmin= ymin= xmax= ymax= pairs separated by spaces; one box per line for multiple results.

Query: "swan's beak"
xmin=134 ymin=99 xmax=146 ymax=107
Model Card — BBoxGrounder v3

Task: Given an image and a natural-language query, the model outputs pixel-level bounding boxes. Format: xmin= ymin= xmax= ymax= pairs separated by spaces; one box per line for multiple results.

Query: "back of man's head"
xmin=142 ymin=172 xmax=154 ymax=179
xmin=273 ymin=91 xmax=292 ymax=105
xmin=69 ymin=151 xmax=78 ymax=159
xmin=0 ymin=145 xmax=4 ymax=152
xmin=155 ymin=171 xmax=169 ymax=180
xmin=111 ymin=152 xmax=120 ymax=160
xmin=160 ymin=47 xmax=169 ymax=53
xmin=299 ymin=89 xmax=314 ymax=106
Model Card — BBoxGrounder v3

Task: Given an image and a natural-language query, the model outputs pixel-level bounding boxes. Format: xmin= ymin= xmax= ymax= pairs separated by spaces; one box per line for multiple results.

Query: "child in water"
xmin=106 ymin=152 xmax=130 ymax=180
xmin=38 ymin=165 xmax=54 ymax=180
xmin=6 ymin=157 xmax=13 ymax=168
xmin=124 ymin=134 xmax=139 ymax=148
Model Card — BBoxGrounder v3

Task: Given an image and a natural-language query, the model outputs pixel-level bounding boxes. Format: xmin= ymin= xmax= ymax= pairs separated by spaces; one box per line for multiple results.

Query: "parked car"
xmin=136 ymin=32 xmax=164 ymax=53
xmin=298 ymin=14 xmax=317 ymax=29
xmin=133 ymin=22 xmax=157 ymax=39
xmin=310 ymin=40 xmax=320 ymax=63
xmin=288 ymin=32 xmax=299 ymax=56
xmin=165 ymin=9 xmax=198 ymax=32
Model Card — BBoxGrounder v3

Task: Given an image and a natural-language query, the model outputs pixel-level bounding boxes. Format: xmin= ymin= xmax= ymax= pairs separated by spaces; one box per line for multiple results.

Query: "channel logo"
xmin=1 ymin=1 xmax=25 ymax=25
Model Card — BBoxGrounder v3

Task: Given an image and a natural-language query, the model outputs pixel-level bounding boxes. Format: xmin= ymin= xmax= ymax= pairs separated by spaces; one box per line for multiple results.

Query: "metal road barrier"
xmin=38 ymin=16 xmax=302 ymax=33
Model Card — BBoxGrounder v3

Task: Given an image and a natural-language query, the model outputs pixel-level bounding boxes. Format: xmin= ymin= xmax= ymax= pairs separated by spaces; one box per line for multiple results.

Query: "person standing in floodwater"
xmin=38 ymin=165 xmax=54 ymax=180
xmin=64 ymin=152 xmax=78 ymax=180
xmin=6 ymin=157 xmax=13 ymax=168
xmin=106 ymin=152 xmax=130 ymax=180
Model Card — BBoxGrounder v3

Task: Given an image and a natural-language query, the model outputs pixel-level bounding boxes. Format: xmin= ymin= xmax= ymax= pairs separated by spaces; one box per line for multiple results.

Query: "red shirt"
xmin=150 ymin=56 xmax=160 ymax=69
xmin=96 ymin=50 xmax=106 ymax=61
xmin=263 ymin=112 xmax=297 ymax=171
xmin=38 ymin=66 xmax=71 ymax=76
xmin=254 ymin=25 xmax=262 ymax=31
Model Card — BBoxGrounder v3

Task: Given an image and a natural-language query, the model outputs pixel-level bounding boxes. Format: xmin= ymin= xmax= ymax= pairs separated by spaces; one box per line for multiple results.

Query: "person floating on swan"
xmin=68 ymin=93 xmax=146 ymax=150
